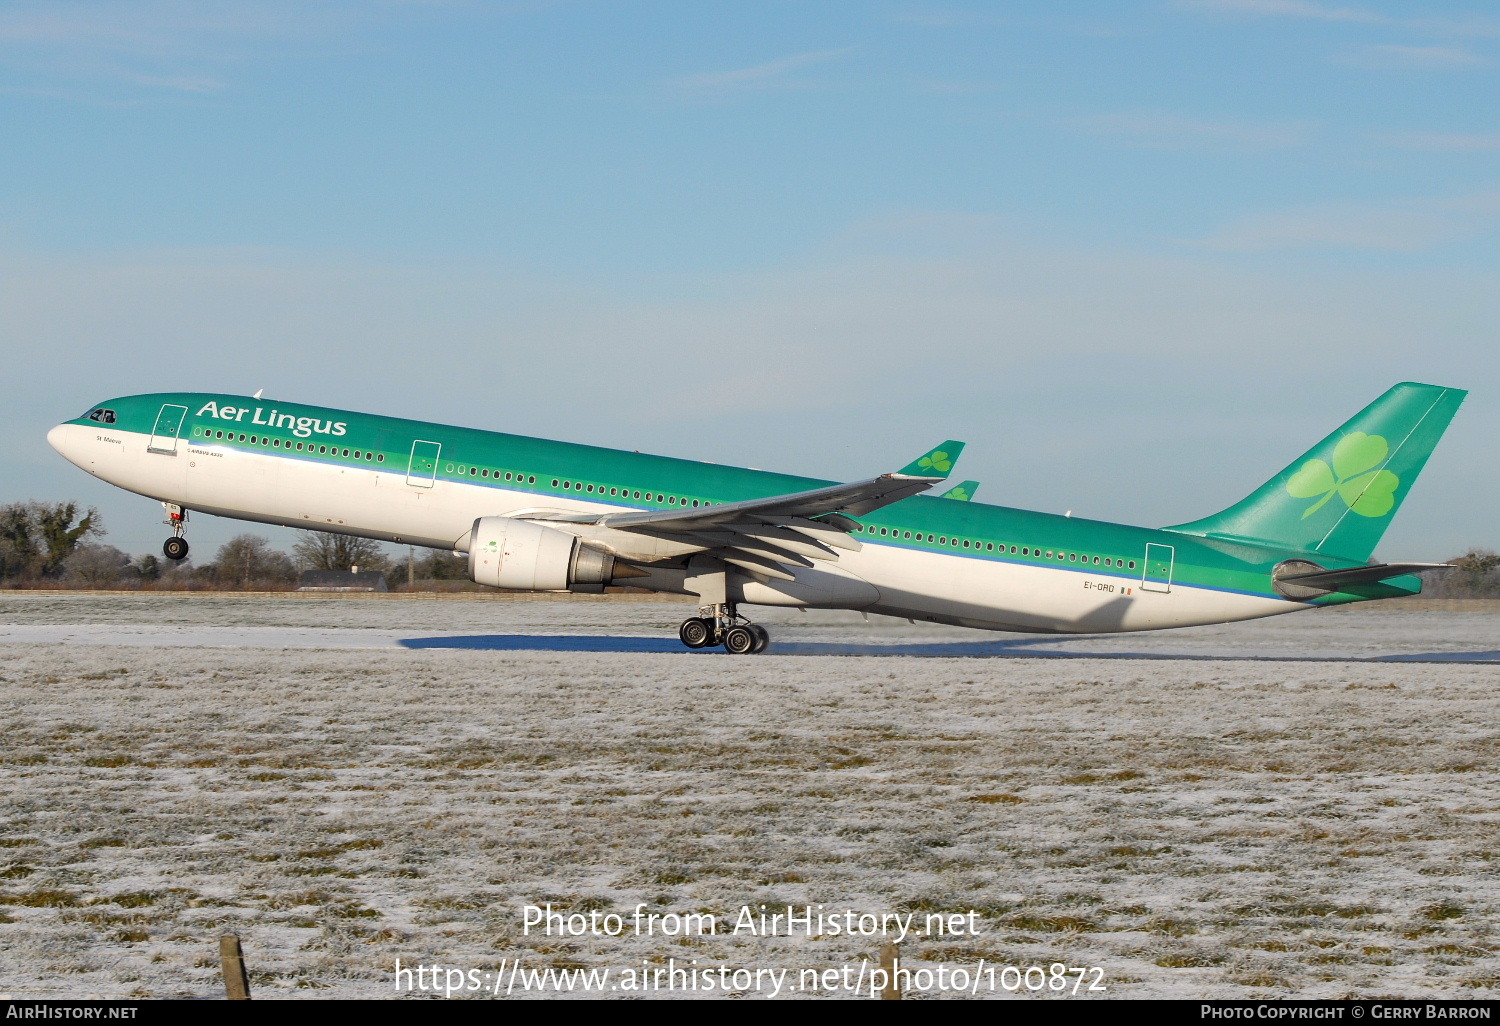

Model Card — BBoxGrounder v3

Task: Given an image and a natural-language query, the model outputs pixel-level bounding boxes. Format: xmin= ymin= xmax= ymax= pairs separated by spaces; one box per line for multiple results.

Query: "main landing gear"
xmin=161 ymin=503 xmax=190 ymax=561
xmin=678 ymin=603 xmax=769 ymax=655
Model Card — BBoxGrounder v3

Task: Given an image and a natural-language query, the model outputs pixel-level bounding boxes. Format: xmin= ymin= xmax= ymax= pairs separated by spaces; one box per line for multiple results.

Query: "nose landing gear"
xmin=678 ymin=603 xmax=769 ymax=654
xmin=162 ymin=503 xmax=190 ymax=561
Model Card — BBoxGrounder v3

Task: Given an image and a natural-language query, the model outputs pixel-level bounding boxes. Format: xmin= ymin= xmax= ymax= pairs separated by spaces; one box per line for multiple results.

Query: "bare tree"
xmin=292 ymin=532 xmax=391 ymax=573
xmin=418 ymin=549 xmax=469 ymax=581
xmin=65 ymin=544 xmax=131 ymax=587
xmin=212 ymin=535 xmax=297 ymax=589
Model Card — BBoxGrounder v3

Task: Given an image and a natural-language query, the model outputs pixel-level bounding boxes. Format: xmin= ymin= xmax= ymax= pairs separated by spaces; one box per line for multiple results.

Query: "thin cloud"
xmin=911 ymin=79 xmax=1007 ymax=96
xmin=126 ymin=73 xmax=225 ymax=93
xmin=1196 ymin=191 xmax=1500 ymax=252
xmin=672 ymin=48 xmax=854 ymax=93
xmin=1074 ymin=111 xmax=1311 ymax=152
xmin=0 ymin=0 xmax=424 ymax=97
xmin=0 ymin=1 xmax=333 ymax=53
xmin=1333 ymin=43 xmax=1486 ymax=69
xmin=1178 ymin=0 xmax=1500 ymax=36
xmin=1380 ymin=131 xmax=1500 ymax=152
xmin=1177 ymin=0 xmax=1380 ymax=23
xmin=889 ymin=8 xmax=1009 ymax=28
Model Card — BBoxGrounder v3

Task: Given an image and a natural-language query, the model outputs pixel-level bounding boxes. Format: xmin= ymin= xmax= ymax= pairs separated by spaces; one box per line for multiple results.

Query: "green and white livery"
xmin=48 ymin=382 xmax=1466 ymax=653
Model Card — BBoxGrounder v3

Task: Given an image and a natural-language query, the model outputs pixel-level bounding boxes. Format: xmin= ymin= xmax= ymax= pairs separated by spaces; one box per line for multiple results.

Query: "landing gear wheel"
xmin=723 ymin=626 xmax=756 ymax=655
xmin=747 ymin=624 xmax=770 ymax=654
xmin=679 ymin=617 xmax=713 ymax=649
xmin=162 ymin=537 xmax=189 ymax=561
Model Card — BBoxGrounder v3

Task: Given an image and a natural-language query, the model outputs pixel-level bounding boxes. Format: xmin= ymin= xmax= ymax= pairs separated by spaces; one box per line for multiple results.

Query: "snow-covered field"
xmin=2 ymin=593 xmax=1498 ymax=1000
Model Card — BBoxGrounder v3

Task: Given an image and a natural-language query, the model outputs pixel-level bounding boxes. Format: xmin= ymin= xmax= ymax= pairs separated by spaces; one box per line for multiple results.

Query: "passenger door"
xmin=1141 ymin=542 xmax=1174 ymax=594
xmin=147 ymin=404 xmax=188 ymax=455
xmin=407 ymin=440 xmax=441 ymax=488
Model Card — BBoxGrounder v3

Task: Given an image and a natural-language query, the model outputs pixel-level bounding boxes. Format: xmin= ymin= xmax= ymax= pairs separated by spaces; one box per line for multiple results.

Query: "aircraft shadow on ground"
xmin=397 ymin=635 xmax=1500 ymax=663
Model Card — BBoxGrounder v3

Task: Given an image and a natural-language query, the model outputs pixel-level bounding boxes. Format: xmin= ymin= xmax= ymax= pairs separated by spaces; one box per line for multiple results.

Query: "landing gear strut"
xmin=678 ymin=603 xmax=769 ymax=654
xmin=162 ymin=503 xmax=190 ymax=561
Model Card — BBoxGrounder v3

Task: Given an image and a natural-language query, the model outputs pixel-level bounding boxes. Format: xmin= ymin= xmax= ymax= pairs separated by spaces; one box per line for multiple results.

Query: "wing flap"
xmin=773 ymin=516 xmax=862 ymax=546
xmin=721 ymin=551 xmax=798 ymax=581
xmin=722 ymin=540 xmax=816 ymax=569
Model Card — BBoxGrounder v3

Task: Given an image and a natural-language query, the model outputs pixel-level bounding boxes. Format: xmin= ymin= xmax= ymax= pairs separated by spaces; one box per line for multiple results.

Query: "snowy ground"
xmin=1 ymin=593 xmax=1498 ymax=1000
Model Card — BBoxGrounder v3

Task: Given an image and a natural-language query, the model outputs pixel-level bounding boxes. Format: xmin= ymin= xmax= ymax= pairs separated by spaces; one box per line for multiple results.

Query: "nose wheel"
xmin=679 ymin=605 xmax=769 ymax=654
xmin=161 ymin=502 xmax=190 ymax=561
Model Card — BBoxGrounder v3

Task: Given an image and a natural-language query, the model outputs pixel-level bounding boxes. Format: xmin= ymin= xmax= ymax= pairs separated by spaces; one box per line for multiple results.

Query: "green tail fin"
xmin=941 ymin=480 xmax=979 ymax=501
xmin=1165 ymin=382 xmax=1466 ymax=561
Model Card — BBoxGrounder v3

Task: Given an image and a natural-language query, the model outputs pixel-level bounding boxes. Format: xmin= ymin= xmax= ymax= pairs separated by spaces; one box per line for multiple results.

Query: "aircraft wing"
xmin=526 ymin=440 xmax=965 ymax=581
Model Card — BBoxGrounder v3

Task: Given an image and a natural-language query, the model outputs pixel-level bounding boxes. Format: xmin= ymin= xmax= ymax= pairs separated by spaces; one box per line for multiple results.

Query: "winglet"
xmin=940 ymin=480 xmax=979 ymax=501
xmin=897 ymin=440 xmax=965 ymax=479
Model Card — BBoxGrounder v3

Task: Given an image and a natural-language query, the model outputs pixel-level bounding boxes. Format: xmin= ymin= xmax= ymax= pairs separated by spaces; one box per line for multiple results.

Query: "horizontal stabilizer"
xmin=1273 ymin=560 xmax=1450 ymax=599
xmin=940 ymin=480 xmax=979 ymax=501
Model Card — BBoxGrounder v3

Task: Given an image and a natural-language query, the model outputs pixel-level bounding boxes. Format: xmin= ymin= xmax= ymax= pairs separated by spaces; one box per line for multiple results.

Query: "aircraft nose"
xmin=47 ymin=423 xmax=66 ymax=453
xmin=47 ymin=423 xmax=77 ymax=462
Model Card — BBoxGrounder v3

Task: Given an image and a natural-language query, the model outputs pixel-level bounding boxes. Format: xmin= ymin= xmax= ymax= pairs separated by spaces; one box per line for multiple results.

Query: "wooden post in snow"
xmin=880 ymin=941 xmax=901 ymax=1000
xmin=220 ymin=934 xmax=252 ymax=1000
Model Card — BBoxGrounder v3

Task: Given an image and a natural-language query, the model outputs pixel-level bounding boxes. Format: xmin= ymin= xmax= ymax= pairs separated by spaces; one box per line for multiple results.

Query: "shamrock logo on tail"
xmin=918 ymin=451 xmax=953 ymax=474
xmin=1285 ymin=432 xmax=1401 ymax=519
xmin=944 ymin=485 xmax=971 ymax=501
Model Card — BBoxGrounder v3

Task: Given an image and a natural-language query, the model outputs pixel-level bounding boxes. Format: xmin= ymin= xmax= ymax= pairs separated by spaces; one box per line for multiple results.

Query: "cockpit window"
xmin=86 ymin=408 xmax=117 ymax=424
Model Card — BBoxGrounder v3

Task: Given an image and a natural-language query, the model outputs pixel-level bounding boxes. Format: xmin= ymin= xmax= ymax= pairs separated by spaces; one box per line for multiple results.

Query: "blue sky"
xmin=3 ymin=0 xmax=1497 ymax=561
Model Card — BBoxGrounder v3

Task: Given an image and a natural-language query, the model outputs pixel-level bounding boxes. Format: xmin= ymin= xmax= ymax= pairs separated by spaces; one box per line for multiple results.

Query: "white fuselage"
xmin=47 ymin=422 xmax=1304 ymax=634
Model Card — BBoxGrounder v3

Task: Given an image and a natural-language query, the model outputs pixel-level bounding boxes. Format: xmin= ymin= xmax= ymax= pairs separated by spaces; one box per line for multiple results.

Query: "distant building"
xmin=297 ymin=569 xmax=389 ymax=592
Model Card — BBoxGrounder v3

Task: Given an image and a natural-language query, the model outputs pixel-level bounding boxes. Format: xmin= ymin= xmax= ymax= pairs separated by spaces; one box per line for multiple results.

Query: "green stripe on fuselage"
xmin=74 ymin=392 xmax=1377 ymax=602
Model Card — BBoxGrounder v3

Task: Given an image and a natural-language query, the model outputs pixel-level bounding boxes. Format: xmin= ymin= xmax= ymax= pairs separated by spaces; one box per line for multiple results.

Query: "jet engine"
xmin=468 ymin=517 xmax=616 ymax=593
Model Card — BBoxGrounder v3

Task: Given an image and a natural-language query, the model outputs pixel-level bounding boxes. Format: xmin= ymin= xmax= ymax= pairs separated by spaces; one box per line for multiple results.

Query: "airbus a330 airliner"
xmin=49 ymin=382 xmax=1464 ymax=654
